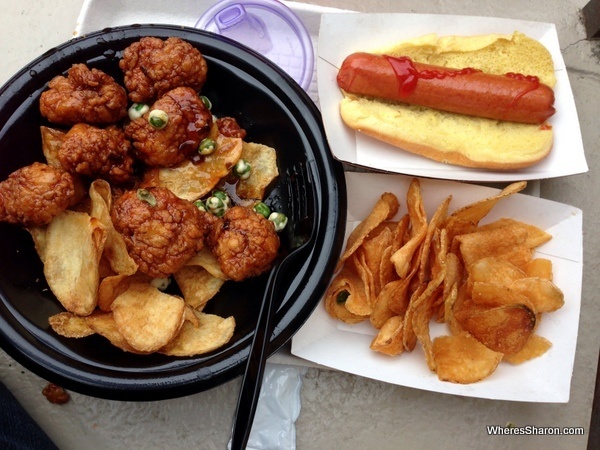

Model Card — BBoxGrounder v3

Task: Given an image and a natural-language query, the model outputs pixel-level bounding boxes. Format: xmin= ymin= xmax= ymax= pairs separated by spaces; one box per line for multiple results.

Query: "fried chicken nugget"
xmin=111 ymin=186 xmax=214 ymax=278
xmin=0 ymin=162 xmax=80 ymax=227
xmin=120 ymin=36 xmax=208 ymax=103
xmin=39 ymin=64 xmax=128 ymax=125
xmin=125 ymin=87 xmax=213 ymax=167
xmin=208 ymin=206 xmax=280 ymax=281
xmin=58 ymin=123 xmax=135 ymax=184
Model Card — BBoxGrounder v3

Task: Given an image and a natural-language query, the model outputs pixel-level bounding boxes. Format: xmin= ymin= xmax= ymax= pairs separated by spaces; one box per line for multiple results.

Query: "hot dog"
xmin=337 ymin=52 xmax=555 ymax=124
xmin=336 ymin=32 xmax=557 ymax=170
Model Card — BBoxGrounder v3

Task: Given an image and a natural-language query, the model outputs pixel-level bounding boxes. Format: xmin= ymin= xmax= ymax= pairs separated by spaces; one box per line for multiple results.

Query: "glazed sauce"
xmin=169 ymin=88 xmax=212 ymax=156
xmin=384 ymin=55 xmax=480 ymax=97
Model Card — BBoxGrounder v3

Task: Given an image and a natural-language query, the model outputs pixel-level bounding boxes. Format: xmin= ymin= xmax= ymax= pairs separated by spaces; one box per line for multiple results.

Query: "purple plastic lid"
xmin=195 ymin=0 xmax=314 ymax=91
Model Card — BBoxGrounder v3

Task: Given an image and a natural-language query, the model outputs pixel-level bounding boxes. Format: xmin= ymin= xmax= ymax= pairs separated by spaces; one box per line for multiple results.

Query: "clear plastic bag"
xmin=229 ymin=363 xmax=307 ymax=450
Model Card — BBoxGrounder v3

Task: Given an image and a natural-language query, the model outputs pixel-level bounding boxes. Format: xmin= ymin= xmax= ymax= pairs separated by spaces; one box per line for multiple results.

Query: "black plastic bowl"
xmin=0 ymin=25 xmax=346 ymax=401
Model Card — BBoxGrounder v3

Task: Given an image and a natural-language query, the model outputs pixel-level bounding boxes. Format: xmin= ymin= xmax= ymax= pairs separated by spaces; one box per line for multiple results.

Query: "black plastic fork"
xmin=230 ymin=163 xmax=314 ymax=449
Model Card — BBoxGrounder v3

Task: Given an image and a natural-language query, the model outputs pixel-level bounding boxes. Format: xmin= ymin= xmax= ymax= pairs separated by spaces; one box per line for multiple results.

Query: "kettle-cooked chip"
xmin=458 ymin=303 xmax=536 ymax=354
xmin=44 ymin=210 xmax=107 ymax=316
xmin=89 ymin=180 xmax=137 ymax=276
xmin=174 ymin=265 xmax=225 ymax=310
xmin=323 ymin=177 xmax=566 ymax=385
xmin=508 ymin=277 xmax=564 ymax=313
xmin=141 ymin=134 xmax=243 ymax=201
xmin=97 ymin=273 xmax=153 ymax=312
xmin=236 ymin=142 xmax=279 ymax=200
xmin=455 ymin=225 xmax=532 ymax=268
xmin=391 ymin=179 xmax=427 ymax=278
xmin=27 ymin=226 xmax=48 ymax=263
xmin=522 ymin=258 xmax=553 ymax=280
xmin=160 ymin=310 xmax=235 ymax=357
xmin=476 ymin=217 xmax=552 ymax=249
xmin=85 ymin=311 xmax=148 ymax=354
xmin=111 ymin=282 xmax=187 ymax=353
xmin=346 ymin=225 xmax=395 ymax=315
xmin=371 ymin=272 xmax=414 ymax=328
xmin=324 ymin=264 xmax=368 ymax=324
xmin=40 ymin=126 xmax=65 ymax=168
xmin=49 ymin=312 xmax=95 ymax=338
xmin=467 ymin=256 xmax=526 ymax=288
xmin=337 ymin=192 xmax=400 ymax=270
xmin=444 ymin=181 xmax=526 ymax=242
xmin=185 ymin=248 xmax=227 ymax=280
xmin=503 ymin=334 xmax=552 ymax=364
xmin=433 ymin=333 xmax=503 ymax=383
xmin=370 ymin=315 xmax=404 ymax=356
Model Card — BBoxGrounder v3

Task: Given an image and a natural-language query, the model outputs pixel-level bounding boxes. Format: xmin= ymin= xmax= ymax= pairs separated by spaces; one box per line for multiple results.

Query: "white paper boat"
xmin=317 ymin=13 xmax=589 ymax=182
xmin=292 ymin=172 xmax=583 ymax=402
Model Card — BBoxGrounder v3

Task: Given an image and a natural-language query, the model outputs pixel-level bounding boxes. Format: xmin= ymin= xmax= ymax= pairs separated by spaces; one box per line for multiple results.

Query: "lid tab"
xmin=196 ymin=0 xmax=314 ymax=91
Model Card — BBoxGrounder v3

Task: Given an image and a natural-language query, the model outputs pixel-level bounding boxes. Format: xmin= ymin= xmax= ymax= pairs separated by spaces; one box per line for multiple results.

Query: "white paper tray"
xmin=291 ymin=172 xmax=583 ymax=402
xmin=317 ymin=13 xmax=589 ymax=182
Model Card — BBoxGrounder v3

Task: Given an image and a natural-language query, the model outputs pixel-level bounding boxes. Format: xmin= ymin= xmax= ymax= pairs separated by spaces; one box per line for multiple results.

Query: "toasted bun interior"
xmin=340 ymin=95 xmax=553 ymax=169
xmin=340 ymin=32 xmax=556 ymax=169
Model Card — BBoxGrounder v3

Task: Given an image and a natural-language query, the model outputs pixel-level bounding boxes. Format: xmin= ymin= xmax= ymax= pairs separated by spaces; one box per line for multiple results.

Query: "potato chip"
xmin=401 ymin=283 xmax=427 ymax=352
xmin=379 ymin=241 xmax=397 ymax=292
xmin=85 ymin=311 xmax=148 ymax=354
xmin=324 ymin=264 xmax=368 ymax=324
xmin=412 ymin=290 xmax=441 ymax=371
xmin=391 ymin=213 xmax=410 ymax=251
xmin=48 ymin=312 xmax=95 ymax=338
xmin=404 ymin=232 xmax=447 ymax=353
xmin=370 ymin=315 xmax=404 ymax=356
xmin=141 ymin=134 xmax=243 ymax=201
xmin=89 ymin=180 xmax=138 ymax=276
xmin=503 ymin=334 xmax=552 ymax=364
xmin=349 ymin=225 xmax=394 ymax=312
xmin=508 ymin=277 xmax=565 ymax=313
xmin=337 ymin=192 xmax=400 ymax=270
xmin=433 ymin=333 xmax=503 ymax=383
xmin=160 ymin=311 xmax=235 ymax=357
xmin=236 ymin=142 xmax=279 ymax=200
xmin=417 ymin=196 xmax=451 ymax=284
xmin=467 ymin=256 xmax=526 ymax=288
xmin=455 ymin=225 xmax=532 ymax=268
xmin=444 ymin=181 xmax=527 ymax=242
xmin=111 ymin=282 xmax=187 ymax=353
xmin=369 ymin=287 xmax=398 ymax=329
xmin=345 ymin=252 xmax=376 ymax=316
xmin=441 ymin=252 xmax=462 ymax=323
xmin=183 ymin=305 xmax=200 ymax=328
xmin=391 ymin=179 xmax=427 ymax=278
xmin=174 ymin=265 xmax=225 ymax=310
xmin=27 ymin=226 xmax=48 ymax=263
xmin=44 ymin=210 xmax=107 ymax=316
xmin=97 ymin=273 xmax=152 ymax=312
xmin=477 ymin=217 xmax=552 ymax=249
xmin=459 ymin=303 xmax=536 ymax=354
xmin=469 ymin=281 xmax=534 ymax=310
xmin=376 ymin=263 xmax=418 ymax=318
xmin=40 ymin=126 xmax=65 ymax=168
xmin=522 ymin=258 xmax=553 ymax=280
xmin=443 ymin=283 xmax=461 ymax=333
xmin=185 ymin=248 xmax=227 ymax=280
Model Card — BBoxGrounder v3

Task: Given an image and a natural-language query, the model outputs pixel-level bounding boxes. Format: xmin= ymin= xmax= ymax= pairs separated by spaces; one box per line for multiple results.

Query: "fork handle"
xmin=230 ymin=264 xmax=281 ymax=449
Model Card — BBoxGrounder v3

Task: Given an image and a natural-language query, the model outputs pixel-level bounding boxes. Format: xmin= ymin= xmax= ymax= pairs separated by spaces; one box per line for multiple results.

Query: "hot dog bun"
xmin=339 ymin=32 xmax=556 ymax=169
